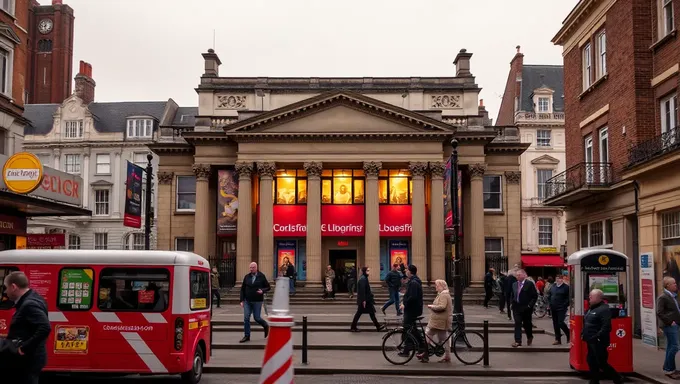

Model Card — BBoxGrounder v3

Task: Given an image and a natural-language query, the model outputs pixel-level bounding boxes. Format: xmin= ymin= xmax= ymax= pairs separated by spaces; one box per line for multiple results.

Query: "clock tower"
xmin=27 ymin=0 xmax=75 ymax=104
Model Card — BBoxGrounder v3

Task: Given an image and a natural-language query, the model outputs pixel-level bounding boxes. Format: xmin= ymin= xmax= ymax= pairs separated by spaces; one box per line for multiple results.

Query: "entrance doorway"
xmin=329 ymin=249 xmax=357 ymax=293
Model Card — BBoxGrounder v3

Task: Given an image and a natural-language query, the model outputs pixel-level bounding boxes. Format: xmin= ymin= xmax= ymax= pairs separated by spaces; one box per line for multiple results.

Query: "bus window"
xmin=0 ymin=266 xmax=19 ymax=309
xmin=98 ymin=268 xmax=170 ymax=312
xmin=57 ymin=268 xmax=94 ymax=311
xmin=190 ymin=270 xmax=210 ymax=311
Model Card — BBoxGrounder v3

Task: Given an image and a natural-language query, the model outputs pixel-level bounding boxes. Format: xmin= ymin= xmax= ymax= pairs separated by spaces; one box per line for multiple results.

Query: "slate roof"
xmin=520 ymin=65 xmax=564 ymax=112
xmin=171 ymin=107 xmax=197 ymax=126
xmin=23 ymin=104 xmax=59 ymax=135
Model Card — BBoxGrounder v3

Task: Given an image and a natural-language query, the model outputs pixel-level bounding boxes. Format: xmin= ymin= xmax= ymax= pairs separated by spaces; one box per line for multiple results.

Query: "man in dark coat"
xmin=400 ymin=265 xmax=424 ymax=356
xmin=582 ymin=289 xmax=622 ymax=384
xmin=239 ymin=262 xmax=271 ymax=343
xmin=504 ymin=270 xmax=517 ymax=320
xmin=2 ymin=271 xmax=51 ymax=384
xmin=511 ymin=269 xmax=538 ymax=347
xmin=547 ymin=274 xmax=570 ymax=345
xmin=350 ymin=267 xmax=385 ymax=332
xmin=283 ymin=261 xmax=296 ymax=296
xmin=483 ymin=267 xmax=495 ymax=308
xmin=381 ymin=263 xmax=403 ymax=316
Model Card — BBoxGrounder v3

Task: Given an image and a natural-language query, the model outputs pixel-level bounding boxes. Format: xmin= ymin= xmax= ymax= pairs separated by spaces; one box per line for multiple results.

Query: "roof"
xmin=566 ymin=249 xmax=628 ymax=265
xmin=23 ymin=104 xmax=59 ymax=135
xmin=172 ymin=107 xmax=197 ymax=126
xmin=0 ymin=250 xmax=210 ymax=267
xmin=520 ymin=65 xmax=564 ymax=112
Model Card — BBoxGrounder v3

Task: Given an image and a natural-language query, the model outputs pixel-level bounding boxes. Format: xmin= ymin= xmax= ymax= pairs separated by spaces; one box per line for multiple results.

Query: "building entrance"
xmin=329 ymin=249 xmax=357 ymax=293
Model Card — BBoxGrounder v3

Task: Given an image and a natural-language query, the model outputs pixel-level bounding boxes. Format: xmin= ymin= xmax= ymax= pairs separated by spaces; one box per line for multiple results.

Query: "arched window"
xmin=124 ymin=232 xmax=145 ymax=250
xmin=38 ymin=39 xmax=52 ymax=52
xmin=67 ymin=234 xmax=81 ymax=250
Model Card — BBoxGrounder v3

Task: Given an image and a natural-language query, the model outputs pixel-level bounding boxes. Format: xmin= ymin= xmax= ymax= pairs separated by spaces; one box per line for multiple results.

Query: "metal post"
xmin=483 ymin=320 xmax=489 ymax=367
xmin=302 ymin=316 xmax=309 ymax=364
xmin=144 ymin=153 xmax=153 ymax=250
xmin=450 ymin=138 xmax=464 ymax=316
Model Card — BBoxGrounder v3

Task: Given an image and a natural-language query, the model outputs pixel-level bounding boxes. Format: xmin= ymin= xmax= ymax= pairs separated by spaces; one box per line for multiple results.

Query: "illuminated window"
xmin=321 ymin=169 xmax=365 ymax=205
xmin=275 ymin=169 xmax=307 ymax=204
xmin=378 ymin=169 xmax=412 ymax=205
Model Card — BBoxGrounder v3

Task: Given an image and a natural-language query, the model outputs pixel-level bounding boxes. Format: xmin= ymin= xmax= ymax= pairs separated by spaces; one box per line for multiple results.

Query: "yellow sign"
xmin=191 ymin=298 xmax=207 ymax=309
xmin=2 ymin=152 xmax=44 ymax=194
xmin=15 ymin=236 xmax=26 ymax=249
xmin=538 ymin=247 xmax=558 ymax=254
xmin=188 ymin=321 xmax=199 ymax=330
xmin=598 ymin=255 xmax=610 ymax=265
xmin=54 ymin=325 xmax=89 ymax=354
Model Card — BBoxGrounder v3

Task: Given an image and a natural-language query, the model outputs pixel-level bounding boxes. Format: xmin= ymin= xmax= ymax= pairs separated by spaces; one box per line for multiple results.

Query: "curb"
xmin=203 ymin=366 xmax=583 ymax=377
xmin=211 ymin=327 xmax=538 ymax=334
xmin=211 ymin=343 xmax=569 ymax=353
xmin=212 ymin=321 xmax=518 ymax=328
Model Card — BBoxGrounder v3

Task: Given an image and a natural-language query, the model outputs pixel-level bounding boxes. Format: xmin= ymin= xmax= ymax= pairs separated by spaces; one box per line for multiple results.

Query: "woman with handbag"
xmin=417 ymin=279 xmax=452 ymax=363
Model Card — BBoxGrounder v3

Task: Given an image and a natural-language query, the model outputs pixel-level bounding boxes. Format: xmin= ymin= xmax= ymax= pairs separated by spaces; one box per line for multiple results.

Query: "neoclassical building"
xmin=151 ymin=49 xmax=528 ymax=287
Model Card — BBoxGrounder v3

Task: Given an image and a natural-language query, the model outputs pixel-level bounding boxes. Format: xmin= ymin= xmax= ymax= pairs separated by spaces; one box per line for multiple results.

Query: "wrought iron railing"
xmin=485 ymin=255 xmax=509 ymax=275
xmin=545 ymin=162 xmax=613 ymax=200
xmin=208 ymin=255 xmax=237 ymax=288
xmin=447 ymin=254 xmax=471 ymax=289
xmin=628 ymin=126 xmax=680 ymax=167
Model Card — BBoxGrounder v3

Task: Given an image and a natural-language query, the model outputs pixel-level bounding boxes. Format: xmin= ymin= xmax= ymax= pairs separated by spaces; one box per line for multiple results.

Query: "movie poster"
xmin=217 ymin=170 xmax=239 ymax=234
xmin=389 ymin=240 xmax=409 ymax=267
xmin=123 ymin=161 xmax=144 ymax=228
xmin=663 ymin=245 xmax=680 ymax=284
xmin=276 ymin=241 xmax=296 ymax=277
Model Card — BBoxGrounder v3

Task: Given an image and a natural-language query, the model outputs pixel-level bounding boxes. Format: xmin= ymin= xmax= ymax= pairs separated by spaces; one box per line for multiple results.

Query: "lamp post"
xmin=144 ymin=153 xmax=153 ymax=250
xmin=450 ymin=138 xmax=463 ymax=315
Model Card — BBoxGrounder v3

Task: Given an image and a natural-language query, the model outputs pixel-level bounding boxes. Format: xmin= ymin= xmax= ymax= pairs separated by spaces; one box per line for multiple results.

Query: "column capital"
xmin=428 ymin=161 xmax=447 ymax=179
xmin=257 ymin=161 xmax=276 ymax=179
xmin=469 ymin=163 xmax=487 ymax=179
xmin=363 ymin=161 xmax=382 ymax=178
xmin=504 ymin=171 xmax=521 ymax=184
xmin=409 ymin=161 xmax=428 ymax=178
xmin=192 ymin=164 xmax=212 ymax=181
xmin=158 ymin=171 xmax=174 ymax=185
xmin=303 ymin=161 xmax=323 ymax=178
xmin=54 ymin=148 xmax=61 ymax=156
xmin=235 ymin=161 xmax=254 ymax=180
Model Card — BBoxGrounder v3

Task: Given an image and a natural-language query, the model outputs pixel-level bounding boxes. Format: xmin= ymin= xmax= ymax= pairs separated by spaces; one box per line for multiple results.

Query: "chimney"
xmin=453 ymin=48 xmax=473 ymax=77
xmin=202 ymin=49 xmax=222 ymax=77
xmin=52 ymin=0 xmax=62 ymax=4
xmin=74 ymin=60 xmax=95 ymax=104
xmin=479 ymin=98 xmax=490 ymax=124
xmin=511 ymin=45 xmax=524 ymax=70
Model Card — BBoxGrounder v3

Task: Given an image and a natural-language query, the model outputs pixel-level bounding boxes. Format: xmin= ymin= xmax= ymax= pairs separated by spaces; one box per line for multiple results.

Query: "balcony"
xmin=514 ymin=111 xmax=565 ymax=125
xmin=628 ymin=126 xmax=680 ymax=168
xmin=543 ymin=162 xmax=614 ymax=206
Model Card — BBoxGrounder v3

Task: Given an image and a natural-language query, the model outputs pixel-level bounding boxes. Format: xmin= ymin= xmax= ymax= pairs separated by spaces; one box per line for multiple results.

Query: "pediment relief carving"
xmin=530 ymin=154 xmax=560 ymax=165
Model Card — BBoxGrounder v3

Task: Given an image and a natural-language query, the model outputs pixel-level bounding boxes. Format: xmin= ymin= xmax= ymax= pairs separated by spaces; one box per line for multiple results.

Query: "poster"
xmin=389 ymin=240 xmax=409 ymax=267
xmin=123 ymin=161 xmax=144 ymax=228
xmin=276 ymin=241 xmax=296 ymax=277
xmin=217 ymin=170 xmax=239 ymax=234
xmin=640 ymin=252 xmax=658 ymax=347
xmin=663 ymin=245 xmax=680 ymax=284
xmin=444 ymin=159 xmax=463 ymax=239
xmin=588 ymin=275 xmax=619 ymax=296
xmin=58 ymin=269 xmax=93 ymax=310
xmin=54 ymin=325 xmax=89 ymax=354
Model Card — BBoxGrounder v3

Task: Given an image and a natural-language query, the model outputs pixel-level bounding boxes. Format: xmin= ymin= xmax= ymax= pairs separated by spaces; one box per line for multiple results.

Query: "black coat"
xmin=284 ymin=264 xmax=296 ymax=279
xmin=657 ymin=291 xmax=680 ymax=327
xmin=504 ymin=274 xmax=517 ymax=297
xmin=239 ymin=272 xmax=271 ymax=303
xmin=384 ymin=270 xmax=402 ymax=292
xmin=547 ymin=283 xmax=570 ymax=311
xmin=5 ymin=289 xmax=51 ymax=373
xmin=582 ymin=301 xmax=612 ymax=344
xmin=356 ymin=275 xmax=376 ymax=313
xmin=403 ymin=275 xmax=424 ymax=318
xmin=511 ymin=279 xmax=538 ymax=312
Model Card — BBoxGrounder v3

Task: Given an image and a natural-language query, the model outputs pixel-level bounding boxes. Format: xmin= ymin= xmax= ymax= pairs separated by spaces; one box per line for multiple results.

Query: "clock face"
xmin=38 ymin=19 xmax=53 ymax=34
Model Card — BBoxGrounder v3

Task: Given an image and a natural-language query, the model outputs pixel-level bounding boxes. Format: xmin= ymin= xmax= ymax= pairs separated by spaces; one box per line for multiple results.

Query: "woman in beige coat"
xmin=417 ymin=279 xmax=452 ymax=363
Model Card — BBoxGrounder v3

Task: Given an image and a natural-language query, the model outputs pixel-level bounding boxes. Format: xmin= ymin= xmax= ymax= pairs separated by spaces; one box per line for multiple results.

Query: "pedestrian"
xmin=536 ymin=277 xmax=545 ymax=295
xmin=284 ymin=260 xmax=296 ymax=296
xmin=656 ymin=276 xmax=680 ymax=379
xmin=381 ymin=263 xmax=403 ymax=316
xmin=211 ymin=267 xmax=221 ymax=308
xmin=498 ymin=272 xmax=507 ymax=314
xmin=511 ymin=269 xmax=537 ymax=347
xmin=400 ymin=265 xmax=424 ymax=357
xmin=346 ymin=265 xmax=357 ymax=299
xmin=417 ymin=279 xmax=452 ymax=363
xmin=544 ymin=276 xmax=554 ymax=318
xmin=504 ymin=268 xmax=517 ymax=320
xmin=350 ymin=267 xmax=385 ymax=332
xmin=582 ymin=289 xmax=623 ymax=384
xmin=1 ymin=271 xmax=51 ymax=384
xmin=323 ymin=264 xmax=335 ymax=300
xmin=239 ymin=262 xmax=270 ymax=343
xmin=483 ymin=267 xmax=495 ymax=308
xmin=547 ymin=274 xmax=570 ymax=345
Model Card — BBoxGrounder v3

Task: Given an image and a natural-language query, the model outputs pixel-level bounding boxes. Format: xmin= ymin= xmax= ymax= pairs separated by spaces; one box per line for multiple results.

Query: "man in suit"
xmin=511 ymin=269 xmax=538 ymax=347
xmin=504 ymin=268 xmax=517 ymax=320
xmin=239 ymin=262 xmax=271 ymax=343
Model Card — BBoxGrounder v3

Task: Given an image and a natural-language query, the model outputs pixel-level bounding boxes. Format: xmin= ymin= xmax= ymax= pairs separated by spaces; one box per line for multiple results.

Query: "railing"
xmin=545 ymin=162 xmax=613 ymax=200
xmin=628 ymin=126 xmax=680 ymax=167
xmin=208 ymin=255 xmax=237 ymax=288
xmin=485 ymin=255 xmax=509 ymax=274
xmin=514 ymin=111 xmax=565 ymax=121
xmin=447 ymin=254 xmax=471 ymax=289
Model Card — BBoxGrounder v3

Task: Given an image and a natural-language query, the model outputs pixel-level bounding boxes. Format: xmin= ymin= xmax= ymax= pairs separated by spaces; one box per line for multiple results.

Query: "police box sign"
xmin=580 ymin=253 xmax=626 ymax=273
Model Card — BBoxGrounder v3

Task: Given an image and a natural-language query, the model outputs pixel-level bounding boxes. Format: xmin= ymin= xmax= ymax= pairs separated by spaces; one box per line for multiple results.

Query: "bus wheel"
xmin=181 ymin=345 xmax=204 ymax=384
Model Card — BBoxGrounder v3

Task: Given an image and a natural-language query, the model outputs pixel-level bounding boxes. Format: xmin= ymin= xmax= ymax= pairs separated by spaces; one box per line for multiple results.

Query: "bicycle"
xmin=533 ymin=295 xmax=548 ymax=318
xmin=381 ymin=313 xmax=485 ymax=365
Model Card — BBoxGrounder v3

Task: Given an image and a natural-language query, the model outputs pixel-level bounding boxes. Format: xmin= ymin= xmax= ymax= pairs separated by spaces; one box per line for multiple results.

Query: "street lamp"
xmin=450 ymin=138 xmax=463 ymax=316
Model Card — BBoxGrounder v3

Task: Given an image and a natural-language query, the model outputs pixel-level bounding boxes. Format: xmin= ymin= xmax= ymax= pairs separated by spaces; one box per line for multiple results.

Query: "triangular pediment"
xmin=531 ymin=154 xmax=560 ymax=165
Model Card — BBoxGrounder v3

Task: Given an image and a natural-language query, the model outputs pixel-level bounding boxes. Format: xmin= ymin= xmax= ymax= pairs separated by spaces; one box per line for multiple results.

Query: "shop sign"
xmin=379 ymin=205 xmax=412 ymax=237
xmin=321 ymin=205 xmax=364 ymax=236
xmin=262 ymin=205 xmax=307 ymax=237
xmin=639 ymin=252 xmax=657 ymax=347
xmin=539 ymin=247 xmax=558 ymax=254
xmin=0 ymin=214 xmax=27 ymax=235
xmin=2 ymin=152 xmax=44 ymax=194
xmin=27 ymin=234 xmax=65 ymax=248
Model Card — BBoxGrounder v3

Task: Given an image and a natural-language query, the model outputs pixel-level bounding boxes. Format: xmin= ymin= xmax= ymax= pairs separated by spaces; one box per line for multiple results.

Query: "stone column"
xmin=257 ymin=161 xmax=276 ymax=280
xmin=157 ymin=171 xmax=174 ymax=250
xmin=469 ymin=163 xmax=487 ymax=286
xmin=112 ymin=151 xmax=121 ymax=217
xmin=504 ymin=171 xmax=522 ymax=270
xmin=235 ymin=162 xmax=254 ymax=285
xmin=304 ymin=161 xmax=323 ymax=288
xmin=363 ymin=161 xmax=382 ymax=282
xmin=410 ymin=161 xmax=428 ymax=282
xmin=82 ymin=151 xmax=90 ymax=208
xmin=192 ymin=164 xmax=212 ymax=258
xmin=429 ymin=161 xmax=446 ymax=282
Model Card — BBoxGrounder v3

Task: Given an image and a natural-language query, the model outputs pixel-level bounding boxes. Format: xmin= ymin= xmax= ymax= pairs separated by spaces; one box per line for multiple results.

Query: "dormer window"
xmin=538 ymin=97 xmax=550 ymax=113
xmin=127 ymin=118 xmax=153 ymax=139
xmin=64 ymin=120 xmax=83 ymax=138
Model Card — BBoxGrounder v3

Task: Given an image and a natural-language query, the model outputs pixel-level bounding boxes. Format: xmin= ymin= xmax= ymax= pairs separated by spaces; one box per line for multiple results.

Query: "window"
xmin=176 ymin=238 xmax=194 ymax=252
xmin=322 ymin=169 xmax=366 ymax=204
xmin=536 ymin=130 xmax=551 ymax=147
xmin=94 ymin=190 xmax=110 ymax=216
xmin=57 ymin=268 xmax=94 ymax=311
xmin=98 ymin=268 xmax=170 ymax=312
xmin=661 ymin=93 xmax=678 ymax=143
xmin=537 ymin=97 xmax=550 ymax=113
xmin=484 ymin=238 xmax=503 ymax=259
xmin=65 ymin=154 xmax=80 ymax=174
xmin=275 ymin=169 xmax=307 ymax=204
xmin=583 ymin=43 xmax=592 ymax=90
xmin=68 ymin=234 xmax=81 ymax=250
xmin=377 ymin=169 xmax=410 ymax=205
xmin=0 ymin=46 xmax=11 ymax=96
xmin=599 ymin=127 xmax=609 ymax=183
xmin=663 ymin=0 xmax=675 ymax=36
xmin=538 ymin=218 xmax=553 ymax=246
xmin=579 ymin=219 xmax=613 ymax=248
xmin=126 ymin=233 xmax=145 ymax=250
xmin=127 ymin=119 xmax=153 ymax=139
xmin=596 ymin=31 xmax=607 ymax=78
xmin=94 ymin=233 xmax=108 ymax=250
xmin=0 ymin=266 xmax=18 ymax=309
xmin=176 ymin=176 xmax=196 ymax=211
xmin=96 ymin=154 xmax=110 ymax=174
xmin=37 ymin=154 xmax=50 ymax=167
xmin=662 ymin=211 xmax=680 ymax=247
xmin=64 ymin=121 xmax=84 ymax=139
xmin=585 ymin=136 xmax=594 ymax=183
xmin=190 ymin=270 xmax=210 ymax=311
xmin=1 ymin=0 xmax=14 ymax=15
xmin=133 ymin=152 xmax=148 ymax=168
xmin=483 ymin=175 xmax=502 ymax=211
xmin=38 ymin=39 xmax=52 ymax=52
xmin=536 ymin=169 xmax=553 ymax=201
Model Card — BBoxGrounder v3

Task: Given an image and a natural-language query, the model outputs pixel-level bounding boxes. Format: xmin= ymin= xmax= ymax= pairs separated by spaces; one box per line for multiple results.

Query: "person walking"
xmin=239 ymin=262 xmax=270 ymax=343
xmin=483 ymin=268 xmax=495 ymax=308
xmin=211 ymin=267 xmax=221 ymax=308
xmin=1 ymin=271 xmax=51 ymax=384
xmin=417 ymin=279 xmax=452 ymax=363
xmin=350 ymin=267 xmax=385 ymax=332
xmin=657 ymin=276 xmax=680 ymax=379
xmin=283 ymin=261 xmax=296 ymax=296
xmin=400 ymin=265 xmax=424 ymax=356
xmin=346 ymin=265 xmax=357 ymax=299
xmin=583 ymin=289 xmax=623 ymax=384
xmin=547 ymin=274 xmax=570 ymax=345
xmin=511 ymin=269 xmax=538 ymax=347
xmin=498 ymin=272 xmax=507 ymax=314
xmin=381 ymin=263 xmax=403 ymax=316
xmin=504 ymin=268 xmax=517 ymax=320
xmin=323 ymin=265 xmax=335 ymax=300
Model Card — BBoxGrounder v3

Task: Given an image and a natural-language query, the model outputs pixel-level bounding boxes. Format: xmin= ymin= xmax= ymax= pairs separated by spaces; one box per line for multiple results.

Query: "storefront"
xmin=521 ymin=247 xmax=566 ymax=280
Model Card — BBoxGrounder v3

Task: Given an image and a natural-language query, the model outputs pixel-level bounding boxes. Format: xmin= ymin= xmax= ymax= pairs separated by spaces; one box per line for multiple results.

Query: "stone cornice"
xmin=23 ymin=141 xmax=155 ymax=150
xmin=486 ymin=142 xmax=530 ymax=154
xmin=148 ymin=143 xmax=195 ymax=154
xmin=226 ymin=132 xmax=453 ymax=143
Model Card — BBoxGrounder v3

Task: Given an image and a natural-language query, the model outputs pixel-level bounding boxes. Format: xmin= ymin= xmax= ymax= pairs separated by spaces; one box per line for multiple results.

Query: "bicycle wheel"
xmin=533 ymin=300 xmax=547 ymax=318
xmin=382 ymin=329 xmax=417 ymax=365
xmin=452 ymin=330 xmax=485 ymax=365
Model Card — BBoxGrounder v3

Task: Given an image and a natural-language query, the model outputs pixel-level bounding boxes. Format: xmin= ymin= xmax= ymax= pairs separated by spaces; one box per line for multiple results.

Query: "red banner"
xmin=258 ymin=205 xmax=307 ymax=237
xmin=27 ymin=234 xmax=65 ymax=248
xmin=321 ymin=205 xmax=364 ymax=236
xmin=379 ymin=205 xmax=412 ymax=237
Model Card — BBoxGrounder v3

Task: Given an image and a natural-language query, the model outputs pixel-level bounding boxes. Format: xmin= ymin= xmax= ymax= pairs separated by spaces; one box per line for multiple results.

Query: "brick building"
xmin=548 ymin=0 xmax=680 ymax=330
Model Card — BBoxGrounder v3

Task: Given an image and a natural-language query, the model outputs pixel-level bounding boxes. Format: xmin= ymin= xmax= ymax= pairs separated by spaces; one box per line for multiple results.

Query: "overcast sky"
xmin=38 ymin=0 xmax=577 ymax=121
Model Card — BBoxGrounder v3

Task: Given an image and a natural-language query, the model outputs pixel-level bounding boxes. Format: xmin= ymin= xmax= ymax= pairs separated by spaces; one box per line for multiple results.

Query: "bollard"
xmin=483 ymin=320 xmax=489 ymax=367
xmin=302 ymin=316 xmax=309 ymax=364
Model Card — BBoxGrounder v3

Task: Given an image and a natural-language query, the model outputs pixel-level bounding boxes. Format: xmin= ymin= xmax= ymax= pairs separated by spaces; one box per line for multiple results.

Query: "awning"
xmin=0 ymin=190 xmax=91 ymax=217
xmin=521 ymin=255 xmax=566 ymax=267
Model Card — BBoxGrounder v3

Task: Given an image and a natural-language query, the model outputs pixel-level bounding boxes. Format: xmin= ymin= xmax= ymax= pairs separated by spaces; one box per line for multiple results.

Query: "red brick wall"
xmin=0 ymin=0 xmax=29 ymax=117
xmin=651 ymin=0 xmax=680 ymax=136
xmin=496 ymin=51 xmax=524 ymax=125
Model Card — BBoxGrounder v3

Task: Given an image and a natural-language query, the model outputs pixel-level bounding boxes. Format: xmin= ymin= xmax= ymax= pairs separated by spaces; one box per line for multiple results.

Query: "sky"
xmin=38 ymin=0 xmax=578 ymax=122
